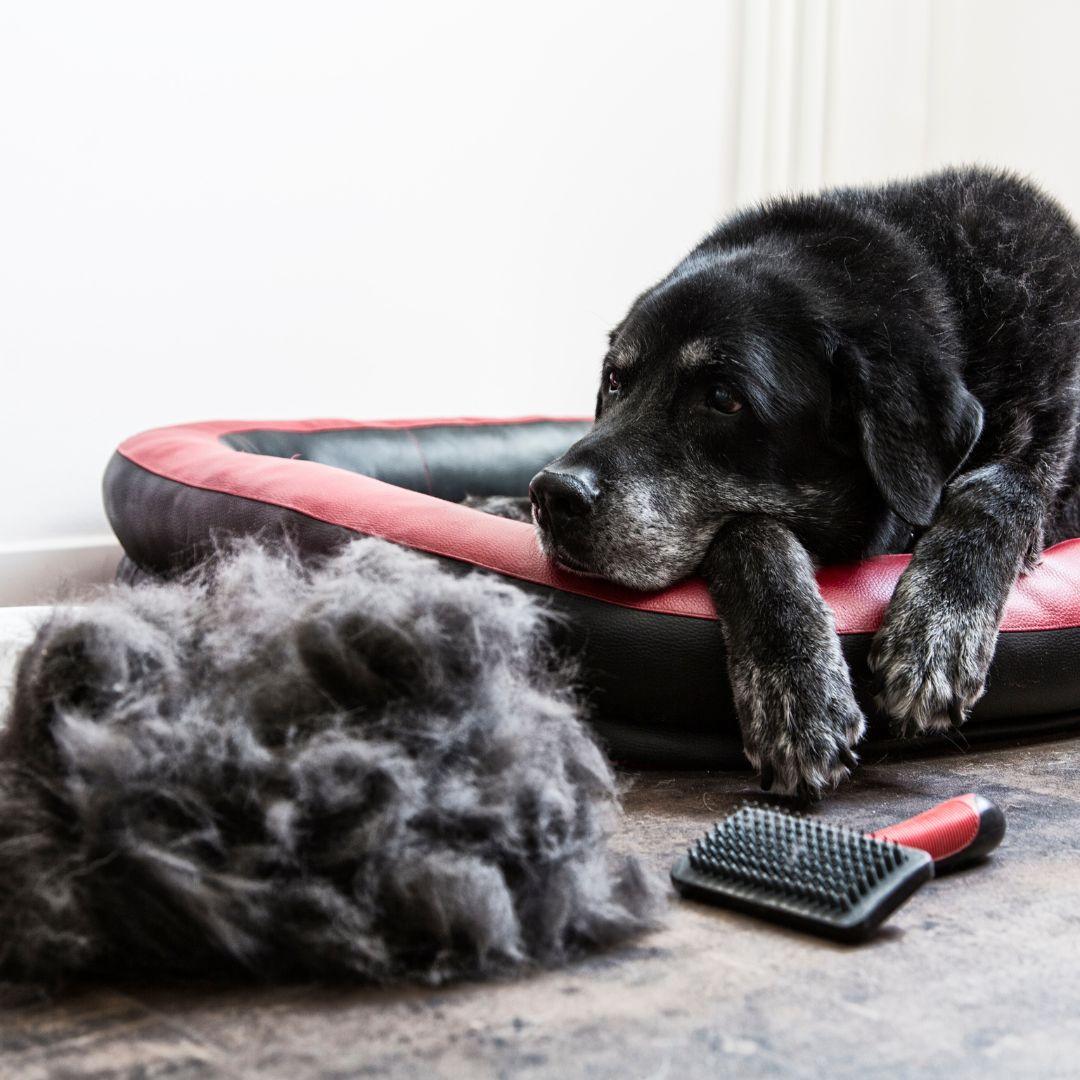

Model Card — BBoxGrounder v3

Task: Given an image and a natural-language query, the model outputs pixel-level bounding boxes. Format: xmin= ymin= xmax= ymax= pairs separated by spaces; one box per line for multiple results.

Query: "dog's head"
xmin=530 ymin=245 xmax=983 ymax=589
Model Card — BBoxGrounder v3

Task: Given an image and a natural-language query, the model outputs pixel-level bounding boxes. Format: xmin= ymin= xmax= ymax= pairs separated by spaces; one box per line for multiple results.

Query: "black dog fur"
xmin=0 ymin=539 xmax=661 ymax=985
xmin=529 ymin=167 xmax=1080 ymax=798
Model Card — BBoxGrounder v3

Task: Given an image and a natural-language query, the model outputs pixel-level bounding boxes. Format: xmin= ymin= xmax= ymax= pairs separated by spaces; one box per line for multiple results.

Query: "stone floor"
xmin=1 ymin=731 xmax=1078 ymax=1079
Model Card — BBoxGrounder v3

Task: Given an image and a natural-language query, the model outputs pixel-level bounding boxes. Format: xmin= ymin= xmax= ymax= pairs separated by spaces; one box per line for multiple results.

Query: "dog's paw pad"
xmin=742 ymin=679 xmax=866 ymax=801
xmin=870 ymin=603 xmax=996 ymax=737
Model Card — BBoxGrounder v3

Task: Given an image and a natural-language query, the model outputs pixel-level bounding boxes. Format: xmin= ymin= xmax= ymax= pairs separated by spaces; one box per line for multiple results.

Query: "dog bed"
xmin=104 ymin=416 xmax=1080 ymax=765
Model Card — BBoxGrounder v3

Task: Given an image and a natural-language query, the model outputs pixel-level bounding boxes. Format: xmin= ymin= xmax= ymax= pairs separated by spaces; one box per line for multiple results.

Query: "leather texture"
xmin=104 ymin=416 xmax=1080 ymax=765
xmin=222 ymin=421 xmax=592 ymax=503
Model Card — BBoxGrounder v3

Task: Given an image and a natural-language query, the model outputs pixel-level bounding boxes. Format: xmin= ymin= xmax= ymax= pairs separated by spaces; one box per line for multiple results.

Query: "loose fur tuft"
xmin=0 ymin=538 xmax=663 ymax=985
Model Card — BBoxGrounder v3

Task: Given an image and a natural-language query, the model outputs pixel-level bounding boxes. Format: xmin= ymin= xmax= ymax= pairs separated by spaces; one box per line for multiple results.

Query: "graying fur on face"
xmin=539 ymin=465 xmax=862 ymax=592
xmin=0 ymin=538 xmax=663 ymax=986
xmin=535 ymin=474 xmax=723 ymax=590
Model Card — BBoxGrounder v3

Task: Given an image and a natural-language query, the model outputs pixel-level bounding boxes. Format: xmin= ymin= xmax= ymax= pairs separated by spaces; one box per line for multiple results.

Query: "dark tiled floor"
xmin=2 ymin=734 xmax=1078 ymax=1079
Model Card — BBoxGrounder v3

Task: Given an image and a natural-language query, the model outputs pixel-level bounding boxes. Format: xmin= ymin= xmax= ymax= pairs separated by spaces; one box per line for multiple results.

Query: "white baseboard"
xmin=0 ymin=535 xmax=123 ymax=607
xmin=0 ymin=605 xmax=54 ymax=705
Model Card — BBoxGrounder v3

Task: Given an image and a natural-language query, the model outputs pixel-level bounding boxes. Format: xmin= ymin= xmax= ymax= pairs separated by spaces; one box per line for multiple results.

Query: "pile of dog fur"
xmin=0 ymin=538 xmax=662 ymax=984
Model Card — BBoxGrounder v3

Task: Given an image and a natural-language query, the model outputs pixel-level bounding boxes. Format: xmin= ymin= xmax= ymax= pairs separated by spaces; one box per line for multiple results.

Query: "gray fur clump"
xmin=0 ymin=539 xmax=662 ymax=985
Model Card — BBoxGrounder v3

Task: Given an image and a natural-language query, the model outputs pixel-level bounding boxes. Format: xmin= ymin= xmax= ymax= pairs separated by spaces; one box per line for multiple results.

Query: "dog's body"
xmin=527 ymin=167 xmax=1080 ymax=797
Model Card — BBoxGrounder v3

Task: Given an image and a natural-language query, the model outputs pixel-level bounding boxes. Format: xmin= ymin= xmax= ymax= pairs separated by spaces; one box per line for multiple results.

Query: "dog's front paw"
xmin=732 ymin=656 xmax=866 ymax=802
xmin=869 ymin=590 xmax=999 ymax=738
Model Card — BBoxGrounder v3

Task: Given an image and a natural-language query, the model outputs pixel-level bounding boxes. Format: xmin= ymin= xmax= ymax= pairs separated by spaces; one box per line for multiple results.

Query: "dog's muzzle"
xmin=529 ymin=464 xmax=601 ymax=568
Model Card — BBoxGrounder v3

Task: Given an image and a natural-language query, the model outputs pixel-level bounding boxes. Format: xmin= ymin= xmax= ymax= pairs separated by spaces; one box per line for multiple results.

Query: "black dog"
xmin=527 ymin=167 xmax=1080 ymax=798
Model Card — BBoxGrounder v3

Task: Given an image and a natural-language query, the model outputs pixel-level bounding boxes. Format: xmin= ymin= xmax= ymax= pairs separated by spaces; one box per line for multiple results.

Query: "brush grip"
xmin=870 ymin=794 xmax=1005 ymax=874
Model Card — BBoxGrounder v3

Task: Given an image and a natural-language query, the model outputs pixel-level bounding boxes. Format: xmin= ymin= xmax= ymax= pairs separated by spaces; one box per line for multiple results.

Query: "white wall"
xmin=736 ymin=0 xmax=1080 ymax=212
xmin=6 ymin=0 xmax=1080 ymax=599
xmin=0 ymin=0 xmax=742 ymax=551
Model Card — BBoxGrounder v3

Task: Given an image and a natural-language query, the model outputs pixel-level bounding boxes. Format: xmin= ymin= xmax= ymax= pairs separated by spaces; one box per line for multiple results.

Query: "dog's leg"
xmin=702 ymin=516 xmax=865 ymax=800
xmin=869 ymin=460 xmax=1050 ymax=736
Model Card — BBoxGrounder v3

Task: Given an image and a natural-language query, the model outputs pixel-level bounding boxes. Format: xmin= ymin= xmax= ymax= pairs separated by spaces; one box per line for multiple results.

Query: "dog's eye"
xmin=606 ymin=369 xmax=622 ymax=394
xmin=706 ymin=386 xmax=743 ymax=414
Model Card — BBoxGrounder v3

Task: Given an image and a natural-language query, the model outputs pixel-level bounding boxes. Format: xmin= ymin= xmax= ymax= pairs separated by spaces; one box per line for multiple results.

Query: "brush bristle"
xmin=688 ymin=806 xmax=908 ymax=914
xmin=672 ymin=804 xmax=934 ymax=940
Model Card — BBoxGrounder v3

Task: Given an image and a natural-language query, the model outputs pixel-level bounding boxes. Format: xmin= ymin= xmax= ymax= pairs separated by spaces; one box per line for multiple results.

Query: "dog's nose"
xmin=529 ymin=467 xmax=600 ymax=531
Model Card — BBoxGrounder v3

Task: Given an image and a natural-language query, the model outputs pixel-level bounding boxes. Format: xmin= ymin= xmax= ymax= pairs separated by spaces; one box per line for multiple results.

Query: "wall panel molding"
xmin=0 ymin=535 xmax=121 ymax=606
xmin=733 ymin=0 xmax=937 ymax=203
xmin=733 ymin=0 xmax=832 ymax=204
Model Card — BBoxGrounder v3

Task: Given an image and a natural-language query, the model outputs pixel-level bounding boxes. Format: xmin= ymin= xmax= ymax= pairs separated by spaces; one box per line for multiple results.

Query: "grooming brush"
xmin=671 ymin=793 xmax=1005 ymax=941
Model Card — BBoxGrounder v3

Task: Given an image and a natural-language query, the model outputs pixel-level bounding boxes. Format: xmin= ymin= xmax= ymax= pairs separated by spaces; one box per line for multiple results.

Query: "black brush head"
xmin=671 ymin=805 xmax=934 ymax=942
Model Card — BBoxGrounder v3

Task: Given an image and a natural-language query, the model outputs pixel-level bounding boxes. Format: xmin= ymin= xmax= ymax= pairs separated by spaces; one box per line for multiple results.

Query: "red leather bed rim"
xmin=116 ymin=417 xmax=1080 ymax=635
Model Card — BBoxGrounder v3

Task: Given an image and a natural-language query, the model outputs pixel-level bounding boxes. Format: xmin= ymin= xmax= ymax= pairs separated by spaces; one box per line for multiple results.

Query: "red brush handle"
xmin=870 ymin=794 xmax=1006 ymax=874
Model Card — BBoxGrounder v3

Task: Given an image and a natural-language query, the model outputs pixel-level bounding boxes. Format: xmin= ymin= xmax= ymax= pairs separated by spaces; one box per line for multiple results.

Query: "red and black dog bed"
xmin=105 ymin=417 xmax=1080 ymax=765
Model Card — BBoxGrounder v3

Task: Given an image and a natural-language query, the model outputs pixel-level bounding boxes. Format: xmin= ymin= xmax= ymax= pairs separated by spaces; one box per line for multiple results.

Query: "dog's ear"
xmin=832 ymin=336 xmax=984 ymax=527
